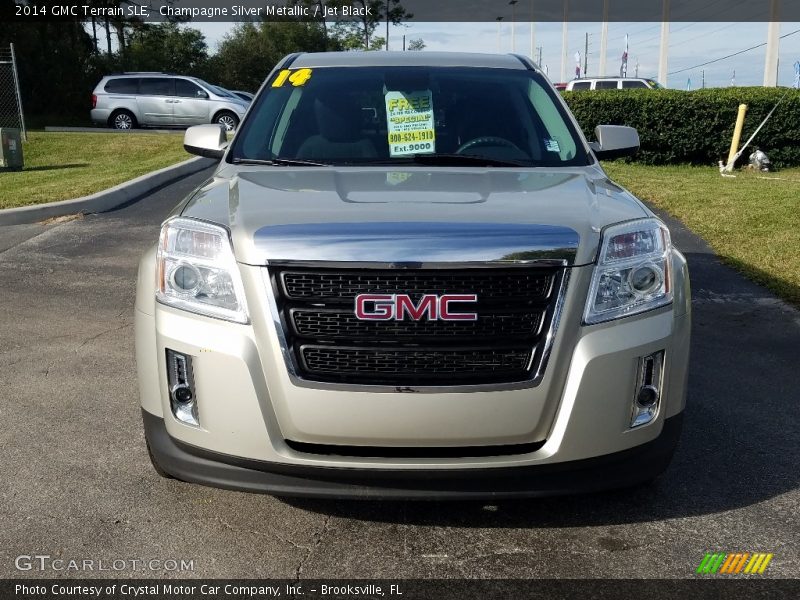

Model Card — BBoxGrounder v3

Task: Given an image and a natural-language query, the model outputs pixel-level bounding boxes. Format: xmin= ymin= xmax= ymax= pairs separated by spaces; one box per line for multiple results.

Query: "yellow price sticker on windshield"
xmin=271 ymin=68 xmax=313 ymax=88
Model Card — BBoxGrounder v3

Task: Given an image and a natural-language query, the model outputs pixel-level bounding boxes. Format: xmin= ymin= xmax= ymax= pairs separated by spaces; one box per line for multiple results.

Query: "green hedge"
xmin=562 ymin=87 xmax=800 ymax=167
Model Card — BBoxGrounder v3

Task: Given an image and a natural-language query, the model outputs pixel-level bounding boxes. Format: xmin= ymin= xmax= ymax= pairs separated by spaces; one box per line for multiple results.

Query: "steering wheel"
xmin=456 ymin=136 xmax=522 ymax=154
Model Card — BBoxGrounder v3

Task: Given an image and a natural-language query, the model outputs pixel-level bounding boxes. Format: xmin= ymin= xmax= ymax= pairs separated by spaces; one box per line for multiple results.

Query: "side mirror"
xmin=588 ymin=125 xmax=640 ymax=160
xmin=183 ymin=124 xmax=227 ymax=159
xmin=196 ymin=90 xmax=209 ymax=99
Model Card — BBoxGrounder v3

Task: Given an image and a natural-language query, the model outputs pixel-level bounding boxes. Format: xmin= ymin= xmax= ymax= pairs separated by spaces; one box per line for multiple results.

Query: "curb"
xmin=0 ymin=156 xmax=216 ymax=226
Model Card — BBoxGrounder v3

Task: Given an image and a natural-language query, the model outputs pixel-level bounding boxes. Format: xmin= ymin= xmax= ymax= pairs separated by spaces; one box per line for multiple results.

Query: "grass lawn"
xmin=0 ymin=132 xmax=189 ymax=209
xmin=604 ymin=162 xmax=800 ymax=307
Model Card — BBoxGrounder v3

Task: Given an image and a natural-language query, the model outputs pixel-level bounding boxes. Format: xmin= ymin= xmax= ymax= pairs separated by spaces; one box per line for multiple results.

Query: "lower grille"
xmin=285 ymin=439 xmax=547 ymax=458
xmin=301 ymin=346 xmax=532 ymax=383
xmin=268 ymin=266 xmax=565 ymax=386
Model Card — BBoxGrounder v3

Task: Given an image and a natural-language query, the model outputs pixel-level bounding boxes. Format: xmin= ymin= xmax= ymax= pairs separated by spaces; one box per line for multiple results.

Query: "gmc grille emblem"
xmin=355 ymin=294 xmax=478 ymax=321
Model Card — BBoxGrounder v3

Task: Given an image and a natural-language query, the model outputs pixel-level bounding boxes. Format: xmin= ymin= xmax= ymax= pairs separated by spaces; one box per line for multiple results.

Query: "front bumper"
xmin=143 ymin=409 xmax=683 ymax=500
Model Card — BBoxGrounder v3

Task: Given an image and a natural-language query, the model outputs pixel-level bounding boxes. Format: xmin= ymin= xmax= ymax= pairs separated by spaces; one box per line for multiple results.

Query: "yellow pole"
xmin=726 ymin=104 xmax=748 ymax=169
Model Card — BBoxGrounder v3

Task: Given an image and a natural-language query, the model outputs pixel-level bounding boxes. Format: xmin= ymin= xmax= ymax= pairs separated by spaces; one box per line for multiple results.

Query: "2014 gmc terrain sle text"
xmin=135 ymin=52 xmax=690 ymax=499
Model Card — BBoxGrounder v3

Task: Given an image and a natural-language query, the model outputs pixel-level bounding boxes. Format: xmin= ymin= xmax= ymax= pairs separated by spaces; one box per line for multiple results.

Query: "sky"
xmin=189 ymin=21 xmax=800 ymax=89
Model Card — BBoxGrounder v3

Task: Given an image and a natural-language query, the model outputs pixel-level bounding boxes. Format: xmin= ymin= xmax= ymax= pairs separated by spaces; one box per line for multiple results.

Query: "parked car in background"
xmin=91 ymin=73 xmax=248 ymax=131
xmin=566 ymin=77 xmax=662 ymax=91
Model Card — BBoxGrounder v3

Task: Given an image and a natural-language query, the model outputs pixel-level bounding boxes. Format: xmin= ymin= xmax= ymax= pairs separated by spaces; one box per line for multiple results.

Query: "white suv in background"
xmin=566 ymin=77 xmax=662 ymax=91
xmin=90 ymin=73 xmax=248 ymax=131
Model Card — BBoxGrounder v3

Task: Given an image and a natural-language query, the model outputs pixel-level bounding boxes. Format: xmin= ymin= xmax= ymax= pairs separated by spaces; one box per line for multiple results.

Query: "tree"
xmin=126 ymin=23 xmax=208 ymax=74
xmin=0 ymin=4 xmax=97 ymax=125
xmin=326 ymin=0 xmax=411 ymax=50
xmin=209 ymin=20 xmax=334 ymax=91
xmin=407 ymin=38 xmax=426 ymax=51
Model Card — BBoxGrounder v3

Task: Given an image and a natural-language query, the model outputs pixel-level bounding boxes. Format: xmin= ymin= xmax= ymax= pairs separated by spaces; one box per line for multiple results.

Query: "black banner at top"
xmin=4 ymin=0 xmax=800 ymax=23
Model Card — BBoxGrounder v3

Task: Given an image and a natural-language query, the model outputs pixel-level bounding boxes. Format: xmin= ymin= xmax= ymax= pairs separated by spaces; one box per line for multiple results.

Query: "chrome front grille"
xmin=268 ymin=266 xmax=565 ymax=386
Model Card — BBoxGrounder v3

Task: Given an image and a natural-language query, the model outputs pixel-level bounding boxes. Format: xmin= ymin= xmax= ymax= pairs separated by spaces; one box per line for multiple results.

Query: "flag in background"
xmin=794 ymin=61 xmax=800 ymax=89
xmin=731 ymin=70 xmax=736 ymax=87
xmin=686 ymin=77 xmax=692 ymax=91
xmin=620 ymin=34 xmax=629 ymax=77
xmin=575 ymin=51 xmax=582 ymax=78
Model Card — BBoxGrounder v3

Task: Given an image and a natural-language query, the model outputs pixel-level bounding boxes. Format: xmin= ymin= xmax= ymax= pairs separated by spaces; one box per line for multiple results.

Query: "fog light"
xmin=166 ymin=349 xmax=198 ymax=426
xmin=636 ymin=385 xmax=659 ymax=407
xmin=631 ymin=351 xmax=664 ymax=428
xmin=172 ymin=384 xmax=193 ymax=404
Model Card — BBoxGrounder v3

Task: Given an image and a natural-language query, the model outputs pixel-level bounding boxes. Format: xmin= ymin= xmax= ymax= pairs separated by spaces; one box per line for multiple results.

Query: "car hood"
xmin=181 ymin=165 xmax=650 ymax=266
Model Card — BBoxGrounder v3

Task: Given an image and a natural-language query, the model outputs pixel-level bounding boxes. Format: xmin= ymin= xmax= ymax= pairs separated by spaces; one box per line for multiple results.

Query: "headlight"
xmin=156 ymin=217 xmax=249 ymax=324
xmin=584 ymin=218 xmax=672 ymax=325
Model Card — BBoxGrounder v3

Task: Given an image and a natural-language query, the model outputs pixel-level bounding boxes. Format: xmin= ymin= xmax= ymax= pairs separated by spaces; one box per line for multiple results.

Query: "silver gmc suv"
xmin=91 ymin=73 xmax=248 ymax=131
xmin=135 ymin=52 xmax=690 ymax=499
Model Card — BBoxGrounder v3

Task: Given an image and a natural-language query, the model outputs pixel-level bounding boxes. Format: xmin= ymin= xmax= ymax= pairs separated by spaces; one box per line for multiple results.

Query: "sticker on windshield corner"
xmin=545 ymin=138 xmax=561 ymax=153
xmin=271 ymin=68 xmax=313 ymax=88
xmin=385 ymin=90 xmax=435 ymax=157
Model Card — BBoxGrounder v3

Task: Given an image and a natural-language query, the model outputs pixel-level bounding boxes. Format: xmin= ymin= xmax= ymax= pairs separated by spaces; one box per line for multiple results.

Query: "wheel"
xmin=109 ymin=109 xmax=137 ymax=130
xmin=214 ymin=111 xmax=239 ymax=132
xmin=146 ymin=442 xmax=174 ymax=479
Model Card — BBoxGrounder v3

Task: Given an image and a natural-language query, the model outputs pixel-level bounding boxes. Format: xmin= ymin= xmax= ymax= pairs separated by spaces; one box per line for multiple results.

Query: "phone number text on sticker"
xmin=388 ymin=130 xmax=435 ymax=144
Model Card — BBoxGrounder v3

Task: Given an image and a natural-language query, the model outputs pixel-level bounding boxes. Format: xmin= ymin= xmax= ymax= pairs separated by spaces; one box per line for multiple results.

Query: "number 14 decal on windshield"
xmin=271 ymin=68 xmax=313 ymax=88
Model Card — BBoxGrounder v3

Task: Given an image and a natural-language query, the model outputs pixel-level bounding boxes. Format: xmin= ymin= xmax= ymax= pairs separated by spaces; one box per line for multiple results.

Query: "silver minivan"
xmin=90 ymin=73 xmax=248 ymax=131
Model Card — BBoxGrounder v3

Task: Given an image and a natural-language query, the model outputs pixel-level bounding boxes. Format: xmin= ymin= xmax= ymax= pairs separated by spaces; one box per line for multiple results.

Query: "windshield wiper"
xmin=231 ymin=157 xmax=330 ymax=167
xmin=405 ymin=153 xmax=529 ymax=167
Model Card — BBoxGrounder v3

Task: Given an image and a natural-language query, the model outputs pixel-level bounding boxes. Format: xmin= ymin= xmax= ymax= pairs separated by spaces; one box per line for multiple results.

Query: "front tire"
xmin=109 ymin=109 xmax=137 ymax=130
xmin=214 ymin=111 xmax=239 ymax=132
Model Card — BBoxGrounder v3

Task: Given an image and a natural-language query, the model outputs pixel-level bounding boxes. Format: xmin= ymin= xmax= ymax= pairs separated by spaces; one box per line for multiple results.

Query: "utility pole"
xmin=658 ymin=0 xmax=670 ymax=87
xmin=496 ymin=17 xmax=504 ymax=53
xmin=763 ymin=0 xmax=780 ymax=86
xmin=402 ymin=34 xmax=406 ymax=51
xmin=509 ymin=1 xmax=518 ymax=52
xmin=530 ymin=0 xmax=535 ymax=60
xmin=584 ymin=32 xmax=589 ymax=77
xmin=537 ymin=45 xmax=543 ymax=68
xmin=385 ymin=0 xmax=389 ymax=50
xmin=599 ymin=0 xmax=609 ymax=76
xmin=560 ymin=0 xmax=569 ymax=82
xmin=635 ymin=58 xmax=639 ymax=77
xmin=702 ymin=69 xmax=705 ymax=89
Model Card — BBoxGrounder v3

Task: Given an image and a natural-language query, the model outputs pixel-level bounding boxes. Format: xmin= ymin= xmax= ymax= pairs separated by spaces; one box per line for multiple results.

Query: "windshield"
xmin=229 ymin=66 xmax=590 ymax=167
xmin=211 ymin=86 xmax=235 ymax=98
xmin=192 ymin=78 xmax=234 ymax=99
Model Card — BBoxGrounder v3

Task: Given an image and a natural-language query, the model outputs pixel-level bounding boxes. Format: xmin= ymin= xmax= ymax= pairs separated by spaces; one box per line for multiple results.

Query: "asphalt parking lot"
xmin=0 ymin=166 xmax=798 ymax=580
